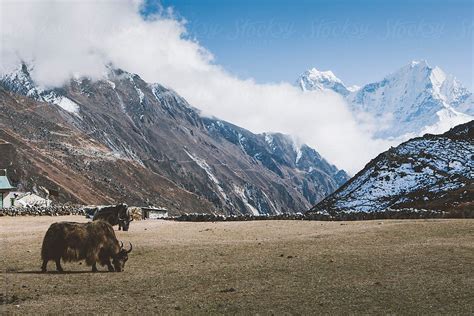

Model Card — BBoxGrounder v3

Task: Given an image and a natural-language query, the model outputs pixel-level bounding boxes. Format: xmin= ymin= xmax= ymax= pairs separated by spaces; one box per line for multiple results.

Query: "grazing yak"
xmin=41 ymin=221 xmax=132 ymax=272
xmin=92 ymin=203 xmax=133 ymax=231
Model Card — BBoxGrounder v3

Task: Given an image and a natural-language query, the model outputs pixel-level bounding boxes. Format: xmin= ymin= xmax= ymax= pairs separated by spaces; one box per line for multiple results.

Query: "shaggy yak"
xmin=92 ymin=203 xmax=133 ymax=231
xmin=41 ymin=221 xmax=132 ymax=272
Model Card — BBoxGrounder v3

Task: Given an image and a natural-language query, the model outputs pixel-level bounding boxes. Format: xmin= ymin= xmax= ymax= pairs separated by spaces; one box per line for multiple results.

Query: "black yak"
xmin=41 ymin=221 xmax=132 ymax=272
xmin=92 ymin=203 xmax=133 ymax=231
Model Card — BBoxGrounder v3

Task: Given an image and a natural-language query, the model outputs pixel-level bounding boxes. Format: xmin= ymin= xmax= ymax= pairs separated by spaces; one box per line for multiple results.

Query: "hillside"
xmin=310 ymin=120 xmax=474 ymax=214
xmin=0 ymin=65 xmax=348 ymax=215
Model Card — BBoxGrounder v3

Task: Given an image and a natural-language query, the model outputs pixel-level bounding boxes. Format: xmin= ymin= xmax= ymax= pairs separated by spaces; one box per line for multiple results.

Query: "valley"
xmin=1 ymin=216 xmax=473 ymax=314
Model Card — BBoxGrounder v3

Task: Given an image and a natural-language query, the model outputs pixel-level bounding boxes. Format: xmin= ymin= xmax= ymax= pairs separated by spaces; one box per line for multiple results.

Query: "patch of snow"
xmin=184 ymin=149 xmax=230 ymax=202
xmin=43 ymin=93 xmax=80 ymax=114
xmin=264 ymin=133 xmax=273 ymax=146
xmin=237 ymin=133 xmax=247 ymax=152
xmin=264 ymin=133 xmax=277 ymax=152
xmin=295 ymin=147 xmax=303 ymax=164
xmin=290 ymin=136 xmax=303 ymax=164
xmin=261 ymin=191 xmax=280 ymax=214
xmin=347 ymin=85 xmax=361 ymax=92
xmin=419 ymin=108 xmax=473 ymax=135
xmin=106 ymin=80 xmax=116 ymax=89
xmin=233 ymin=185 xmax=259 ymax=215
xmin=136 ymin=87 xmax=145 ymax=104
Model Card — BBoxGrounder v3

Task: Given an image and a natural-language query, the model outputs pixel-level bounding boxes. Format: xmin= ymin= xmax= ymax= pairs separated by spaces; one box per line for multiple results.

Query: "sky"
xmin=156 ymin=0 xmax=473 ymax=89
xmin=0 ymin=0 xmax=472 ymax=174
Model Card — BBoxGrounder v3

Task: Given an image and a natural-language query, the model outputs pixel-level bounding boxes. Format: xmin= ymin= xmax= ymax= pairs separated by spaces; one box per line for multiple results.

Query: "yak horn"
xmin=126 ymin=242 xmax=133 ymax=253
xmin=119 ymin=241 xmax=124 ymax=249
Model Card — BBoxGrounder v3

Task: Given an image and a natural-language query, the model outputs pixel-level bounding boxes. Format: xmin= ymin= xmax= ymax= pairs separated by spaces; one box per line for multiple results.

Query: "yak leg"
xmin=55 ymin=258 xmax=63 ymax=272
xmin=92 ymin=262 xmax=98 ymax=272
xmin=98 ymin=249 xmax=114 ymax=272
xmin=41 ymin=260 xmax=48 ymax=272
xmin=106 ymin=260 xmax=115 ymax=272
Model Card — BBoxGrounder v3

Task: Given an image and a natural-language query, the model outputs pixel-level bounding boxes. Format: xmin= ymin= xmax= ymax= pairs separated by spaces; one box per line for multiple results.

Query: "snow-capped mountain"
xmin=0 ymin=63 xmax=348 ymax=215
xmin=297 ymin=68 xmax=350 ymax=96
xmin=310 ymin=120 xmax=474 ymax=214
xmin=298 ymin=60 xmax=473 ymax=139
xmin=0 ymin=64 xmax=81 ymax=114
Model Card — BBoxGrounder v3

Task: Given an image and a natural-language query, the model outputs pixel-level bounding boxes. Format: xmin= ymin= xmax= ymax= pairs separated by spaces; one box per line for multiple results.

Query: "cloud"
xmin=0 ymin=0 xmax=391 ymax=173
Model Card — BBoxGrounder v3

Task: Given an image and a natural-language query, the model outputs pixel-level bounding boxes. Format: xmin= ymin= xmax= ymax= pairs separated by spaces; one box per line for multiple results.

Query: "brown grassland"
xmin=1 ymin=216 xmax=473 ymax=314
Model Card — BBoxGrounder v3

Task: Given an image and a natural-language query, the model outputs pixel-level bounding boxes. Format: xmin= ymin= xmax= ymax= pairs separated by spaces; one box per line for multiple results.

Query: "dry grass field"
xmin=1 ymin=216 xmax=473 ymax=314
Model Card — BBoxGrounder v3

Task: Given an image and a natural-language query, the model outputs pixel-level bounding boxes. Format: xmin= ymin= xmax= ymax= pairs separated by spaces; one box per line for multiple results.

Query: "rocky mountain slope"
xmin=0 ymin=64 xmax=348 ymax=215
xmin=310 ymin=121 xmax=473 ymax=214
xmin=298 ymin=61 xmax=473 ymax=139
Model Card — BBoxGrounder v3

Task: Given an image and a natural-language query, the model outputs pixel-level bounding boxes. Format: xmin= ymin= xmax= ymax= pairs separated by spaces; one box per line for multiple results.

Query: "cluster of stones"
xmin=0 ymin=205 xmax=85 ymax=216
xmin=173 ymin=208 xmax=472 ymax=222
xmin=175 ymin=213 xmax=306 ymax=222
xmin=309 ymin=208 xmax=473 ymax=221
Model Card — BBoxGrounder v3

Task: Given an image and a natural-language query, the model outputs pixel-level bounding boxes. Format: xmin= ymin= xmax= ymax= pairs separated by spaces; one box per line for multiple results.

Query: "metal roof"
xmin=0 ymin=175 xmax=15 ymax=190
xmin=142 ymin=207 xmax=168 ymax=212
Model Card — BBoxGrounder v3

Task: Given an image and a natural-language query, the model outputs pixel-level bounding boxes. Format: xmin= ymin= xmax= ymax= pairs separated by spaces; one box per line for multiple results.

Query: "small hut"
xmin=141 ymin=206 xmax=168 ymax=219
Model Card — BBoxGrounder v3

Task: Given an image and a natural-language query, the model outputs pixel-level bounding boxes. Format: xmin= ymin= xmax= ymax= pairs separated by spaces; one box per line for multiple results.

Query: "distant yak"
xmin=91 ymin=203 xmax=133 ymax=231
xmin=41 ymin=221 xmax=132 ymax=272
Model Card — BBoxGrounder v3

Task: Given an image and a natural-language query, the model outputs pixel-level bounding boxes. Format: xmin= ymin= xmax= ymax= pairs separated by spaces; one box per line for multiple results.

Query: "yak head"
xmin=113 ymin=241 xmax=132 ymax=272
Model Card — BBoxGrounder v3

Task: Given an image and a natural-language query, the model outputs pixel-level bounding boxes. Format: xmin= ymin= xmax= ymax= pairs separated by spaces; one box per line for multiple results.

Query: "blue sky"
xmin=147 ymin=0 xmax=473 ymax=89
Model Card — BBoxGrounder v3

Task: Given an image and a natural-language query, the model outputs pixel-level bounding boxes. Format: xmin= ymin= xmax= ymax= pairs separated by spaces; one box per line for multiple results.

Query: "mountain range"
xmin=298 ymin=60 xmax=473 ymax=140
xmin=0 ymin=64 xmax=348 ymax=215
xmin=1 ymin=60 xmax=472 ymax=215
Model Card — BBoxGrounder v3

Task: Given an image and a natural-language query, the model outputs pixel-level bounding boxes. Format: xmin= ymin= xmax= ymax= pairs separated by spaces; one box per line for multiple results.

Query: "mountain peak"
xmin=344 ymin=60 xmax=474 ymax=138
xmin=297 ymin=67 xmax=349 ymax=96
xmin=296 ymin=60 xmax=473 ymax=139
xmin=397 ymin=60 xmax=451 ymax=92
xmin=409 ymin=59 xmax=429 ymax=68
xmin=306 ymin=68 xmax=340 ymax=82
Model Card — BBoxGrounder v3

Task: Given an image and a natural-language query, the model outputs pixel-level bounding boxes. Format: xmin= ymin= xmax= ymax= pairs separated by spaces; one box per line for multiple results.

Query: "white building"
xmin=0 ymin=169 xmax=16 ymax=208
xmin=0 ymin=170 xmax=51 ymax=208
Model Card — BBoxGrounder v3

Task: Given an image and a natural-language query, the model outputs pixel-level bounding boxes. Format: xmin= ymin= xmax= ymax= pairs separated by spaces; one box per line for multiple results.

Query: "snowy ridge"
xmin=0 ymin=63 xmax=80 ymax=114
xmin=42 ymin=93 xmax=80 ymax=114
xmin=311 ymin=120 xmax=474 ymax=213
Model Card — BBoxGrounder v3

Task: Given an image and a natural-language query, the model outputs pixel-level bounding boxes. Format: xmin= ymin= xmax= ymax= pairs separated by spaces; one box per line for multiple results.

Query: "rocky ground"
xmin=1 ymin=216 xmax=473 ymax=314
xmin=0 ymin=205 xmax=84 ymax=217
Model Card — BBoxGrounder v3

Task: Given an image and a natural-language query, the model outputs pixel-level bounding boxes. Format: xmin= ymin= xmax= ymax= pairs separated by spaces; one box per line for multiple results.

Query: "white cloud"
xmin=0 ymin=0 xmax=392 ymax=173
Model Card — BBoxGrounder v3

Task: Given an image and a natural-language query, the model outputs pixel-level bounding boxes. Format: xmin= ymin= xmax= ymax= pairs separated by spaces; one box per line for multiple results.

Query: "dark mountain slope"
xmin=0 ymin=65 xmax=348 ymax=214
